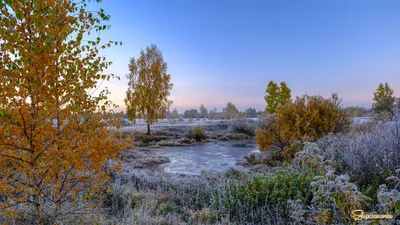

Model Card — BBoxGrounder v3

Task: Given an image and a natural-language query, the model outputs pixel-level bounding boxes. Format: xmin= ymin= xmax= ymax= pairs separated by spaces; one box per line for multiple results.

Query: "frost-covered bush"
xmin=377 ymin=169 xmax=400 ymax=221
xmin=229 ymin=117 xmax=258 ymax=136
xmin=377 ymin=185 xmax=400 ymax=219
xmin=288 ymin=171 xmax=370 ymax=224
xmin=292 ymin=143 xmax=328 ymax=176
xmin=103 ymin=183 xmax=185 ymax=225
xmin=310 ymin=171 xmax=370 ymax=224
xmin=312 ymin=115 xmax=400 ymax=200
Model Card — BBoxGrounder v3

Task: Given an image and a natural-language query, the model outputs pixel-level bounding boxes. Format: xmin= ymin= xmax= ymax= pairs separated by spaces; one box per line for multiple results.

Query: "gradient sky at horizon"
xmin=94 ymin=0 xmax=400 ymax=113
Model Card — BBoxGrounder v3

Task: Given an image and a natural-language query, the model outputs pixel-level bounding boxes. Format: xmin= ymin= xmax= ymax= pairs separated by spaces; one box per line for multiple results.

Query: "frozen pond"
xmin=157 ymin=140 xmax=259 ymax=175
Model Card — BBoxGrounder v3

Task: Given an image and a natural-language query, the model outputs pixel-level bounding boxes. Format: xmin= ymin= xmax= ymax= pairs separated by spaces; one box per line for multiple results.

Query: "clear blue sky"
xmin=95 ymin=0 xmax=400 ymax=112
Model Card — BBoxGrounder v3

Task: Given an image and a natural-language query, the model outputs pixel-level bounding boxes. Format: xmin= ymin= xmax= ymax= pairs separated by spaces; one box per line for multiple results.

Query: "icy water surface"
xmin=157 ymin=140 xmax=259 ymax=175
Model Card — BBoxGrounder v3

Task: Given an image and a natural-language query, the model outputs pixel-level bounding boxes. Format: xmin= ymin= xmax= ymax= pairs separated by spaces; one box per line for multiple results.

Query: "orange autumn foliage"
xmin=0 ymin=0 xmax=128 ymax=223
xmin=256 ymin=94 xmax=350 ymax=159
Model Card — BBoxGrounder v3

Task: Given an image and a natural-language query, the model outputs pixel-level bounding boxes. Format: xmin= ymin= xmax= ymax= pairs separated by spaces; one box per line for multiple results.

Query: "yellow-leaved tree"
xmin=264 ymin=81 xmax=291 ymax=114
xmin=171 ymin=108 xmax=179 ymax=118
xmin=125 ymin=44 xmax=173 ymax=135
xmin=0 ymin=0 xmax=128 ymax=224
xmin=223 ymin=102 xmax=239 ymax=119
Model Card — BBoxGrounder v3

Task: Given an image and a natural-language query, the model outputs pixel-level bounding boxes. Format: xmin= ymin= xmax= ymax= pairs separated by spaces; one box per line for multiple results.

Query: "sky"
xmin=92 ymin=0 xmax=400 ymax=113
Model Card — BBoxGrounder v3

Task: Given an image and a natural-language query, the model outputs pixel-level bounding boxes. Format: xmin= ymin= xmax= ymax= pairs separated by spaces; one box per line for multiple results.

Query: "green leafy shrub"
xmin=288 ymin=170 xmax=370 ymax=224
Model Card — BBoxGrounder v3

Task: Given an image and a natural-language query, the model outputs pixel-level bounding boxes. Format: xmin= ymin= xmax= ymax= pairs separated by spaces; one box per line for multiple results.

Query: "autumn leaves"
xmin=0 ymin=1 xmax=128 ymax=223
xmin=124 ymin=44 xmax=173 ymax=135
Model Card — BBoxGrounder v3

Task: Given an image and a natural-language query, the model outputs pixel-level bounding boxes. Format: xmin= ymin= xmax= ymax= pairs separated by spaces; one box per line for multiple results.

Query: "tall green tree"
xmin=280 ymin=82 xmax=292 ymax=104
xmin=125 ymin=44 xmax=173 ymax=134
xmin=372 ymin=82 xmax=395 ymax=115
xmin=264 ymin=81 xmax=292 ymax=114
xmin=265 ymin=81 xmax=280 ymax=114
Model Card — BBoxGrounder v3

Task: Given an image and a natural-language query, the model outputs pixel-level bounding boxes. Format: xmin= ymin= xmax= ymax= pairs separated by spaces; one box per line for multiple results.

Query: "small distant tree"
xmin=199 ymin=104 xmax=208 ymax=118
xmin=184 ymin=109 xmax=199 ymax=118
xmin=125 ymin=44 xmax=173 ymax=135
xmin=171 ymin=108 xmax=179 ymax=118
xmin=208 ymin=108 xmax=217 ymax=119
xmin=245 ymin=108 xmax=257 ymax=118
xmin=372 ymin=82 xmax=396 ymax=115
xmin=223 ymin=102 xmax=239 ymax=119
xmin=264 ymin=81 xmax=292 ymax=114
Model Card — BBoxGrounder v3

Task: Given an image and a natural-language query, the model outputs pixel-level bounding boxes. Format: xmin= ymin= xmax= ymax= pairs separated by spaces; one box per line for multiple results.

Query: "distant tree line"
xmin=156 ymin=104 xmax=262 ymax=120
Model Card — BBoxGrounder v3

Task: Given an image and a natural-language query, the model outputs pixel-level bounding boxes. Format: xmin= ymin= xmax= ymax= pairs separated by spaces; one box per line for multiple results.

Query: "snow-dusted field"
xmin=120 ymin=118 xmax=232 ymax=132
xmin=119 ymin=117 xmax=372 ymax=132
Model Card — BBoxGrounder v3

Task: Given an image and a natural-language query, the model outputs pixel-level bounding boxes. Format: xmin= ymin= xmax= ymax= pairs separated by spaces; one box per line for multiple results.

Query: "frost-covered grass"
xmin=100 ymin=116 xmax=400 ymax=224
xmin=119 ymin=116 xmax=369 ymax=133
xmin=120 ymin=118 xmax=230 ymax=132
xmin=102 ymin=168 xmax=289 ymax=225
xmin=4 ymin=117 xmax=400 ymax=224
xmin=119 ymin=118 xmax=262 ymax=133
